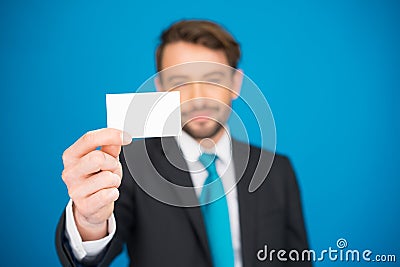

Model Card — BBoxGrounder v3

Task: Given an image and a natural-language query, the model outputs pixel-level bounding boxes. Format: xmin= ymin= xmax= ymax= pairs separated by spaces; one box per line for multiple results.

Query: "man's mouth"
xmin=182 ymin=108 xmax=218 ymax=122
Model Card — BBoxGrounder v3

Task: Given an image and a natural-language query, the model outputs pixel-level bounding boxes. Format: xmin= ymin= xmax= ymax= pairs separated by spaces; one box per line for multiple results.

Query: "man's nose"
xmin=187 ymin=83 xmax=206 ymax=108
xmin=190 ymin=82 xmax=203 ymax=98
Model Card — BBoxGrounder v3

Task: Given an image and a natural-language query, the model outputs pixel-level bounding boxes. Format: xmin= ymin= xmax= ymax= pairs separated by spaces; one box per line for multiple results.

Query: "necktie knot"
xmin=198 ymin=153 xmax=218 ymax=179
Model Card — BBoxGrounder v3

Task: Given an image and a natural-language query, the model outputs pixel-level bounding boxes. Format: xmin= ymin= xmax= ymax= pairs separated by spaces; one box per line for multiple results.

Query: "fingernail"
xmin=122 ymin=131 xmax=132 ymax=145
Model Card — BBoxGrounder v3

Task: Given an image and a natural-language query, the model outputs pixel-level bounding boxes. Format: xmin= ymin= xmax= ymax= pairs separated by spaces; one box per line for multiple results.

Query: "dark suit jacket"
xmin=56 ymin=137 xmax=311 ymax=266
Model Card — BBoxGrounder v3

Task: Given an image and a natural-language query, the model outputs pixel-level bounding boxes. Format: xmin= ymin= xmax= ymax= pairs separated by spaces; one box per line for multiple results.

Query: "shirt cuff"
xmin=65 ymin=199 xmax=116 ymax=261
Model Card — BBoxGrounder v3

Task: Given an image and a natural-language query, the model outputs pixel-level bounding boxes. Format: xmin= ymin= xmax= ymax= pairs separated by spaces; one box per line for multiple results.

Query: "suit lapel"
xmin=146 ymin=137 xmax=212 ymax=264
xmin=233 ymin=140 xmax=258 ymax=267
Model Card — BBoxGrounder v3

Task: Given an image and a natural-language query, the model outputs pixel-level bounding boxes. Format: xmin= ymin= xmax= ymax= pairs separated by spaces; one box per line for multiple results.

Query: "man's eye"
xmin=206 ymin=79 xmax=221 ymax=84
xmin=171 ymin=81 xmax=187 ymax=87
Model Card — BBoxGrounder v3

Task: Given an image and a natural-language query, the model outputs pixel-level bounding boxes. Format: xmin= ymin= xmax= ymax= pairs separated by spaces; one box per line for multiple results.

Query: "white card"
xmin=106 ymin=92 xmax=181 ymax=138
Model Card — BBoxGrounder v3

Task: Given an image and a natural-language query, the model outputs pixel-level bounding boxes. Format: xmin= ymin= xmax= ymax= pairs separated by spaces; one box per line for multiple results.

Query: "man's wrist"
xmin=73 ymin=203 xmax=108 ymax=241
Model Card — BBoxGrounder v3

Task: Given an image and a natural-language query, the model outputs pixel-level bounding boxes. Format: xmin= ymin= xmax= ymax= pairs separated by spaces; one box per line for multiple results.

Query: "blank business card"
xmin=106 ymin=92 xmax=181 ymax=138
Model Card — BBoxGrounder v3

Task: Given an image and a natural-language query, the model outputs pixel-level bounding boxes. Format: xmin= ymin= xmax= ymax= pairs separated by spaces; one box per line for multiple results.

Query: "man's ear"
xmin=154 ymin=76 xmax=163 ymax=92
xmin=231 ymin=69 xmax=243 ymax=100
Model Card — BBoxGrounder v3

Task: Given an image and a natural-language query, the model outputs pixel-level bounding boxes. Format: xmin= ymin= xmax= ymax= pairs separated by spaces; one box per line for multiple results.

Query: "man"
xmin=56 ymin=20 xmax=311 ymax=266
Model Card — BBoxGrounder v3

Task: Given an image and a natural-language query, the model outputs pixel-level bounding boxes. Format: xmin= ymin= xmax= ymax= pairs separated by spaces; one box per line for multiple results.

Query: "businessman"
xmin=56 ymin=20 xmax=311 ymax=266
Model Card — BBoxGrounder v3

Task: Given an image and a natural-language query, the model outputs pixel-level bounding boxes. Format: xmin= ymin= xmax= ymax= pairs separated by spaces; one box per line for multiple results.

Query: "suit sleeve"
xmin=283 ymin=156 xmax=312 ymax=266
xmin=55 ymin=209 xmax=113 ymax=267
xmin=55 ymin=211 xmax=77 ymax=267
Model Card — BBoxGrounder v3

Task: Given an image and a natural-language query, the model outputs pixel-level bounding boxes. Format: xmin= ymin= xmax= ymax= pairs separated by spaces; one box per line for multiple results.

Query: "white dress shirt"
xmin=65 ymin=129 xmax=243 ymax=267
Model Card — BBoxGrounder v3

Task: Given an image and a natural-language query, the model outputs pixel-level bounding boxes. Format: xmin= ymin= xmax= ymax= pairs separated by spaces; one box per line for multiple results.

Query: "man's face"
xmin=158 ymin=41 xmax=241 ymax=140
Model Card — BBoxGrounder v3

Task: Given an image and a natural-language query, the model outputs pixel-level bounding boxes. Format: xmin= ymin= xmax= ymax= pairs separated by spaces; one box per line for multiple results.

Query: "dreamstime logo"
xmin=336 ymin=238 xmax=348 ymax=249
xmin=257 ymin=238 xmax=396 ymax=263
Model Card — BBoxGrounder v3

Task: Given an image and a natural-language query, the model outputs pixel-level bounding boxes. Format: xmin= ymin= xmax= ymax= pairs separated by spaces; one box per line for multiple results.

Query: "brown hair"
xmin=156 ymin=20 xmax=241 ymax=71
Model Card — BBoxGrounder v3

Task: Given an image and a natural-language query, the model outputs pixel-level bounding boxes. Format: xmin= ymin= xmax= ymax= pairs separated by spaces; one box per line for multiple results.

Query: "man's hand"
xmin=61 ymin=128 xmax=132 ymax=241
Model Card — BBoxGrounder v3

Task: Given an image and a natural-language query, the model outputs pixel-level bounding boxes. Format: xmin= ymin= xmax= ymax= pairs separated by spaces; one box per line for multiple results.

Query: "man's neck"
xmin=195 ymin=127 xmax=225 ymax=149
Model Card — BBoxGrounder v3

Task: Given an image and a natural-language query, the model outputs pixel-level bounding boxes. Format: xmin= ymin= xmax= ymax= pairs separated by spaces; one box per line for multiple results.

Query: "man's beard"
xmin=182 ymin=120 xmax=224 ymax=140
xmin=181 ymin=102 xmax=230 ymax=140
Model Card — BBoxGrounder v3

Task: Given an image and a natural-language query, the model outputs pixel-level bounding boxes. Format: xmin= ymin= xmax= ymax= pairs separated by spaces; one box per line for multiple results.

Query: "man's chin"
xmin=182 ymin=121 xmax=223 ymax=140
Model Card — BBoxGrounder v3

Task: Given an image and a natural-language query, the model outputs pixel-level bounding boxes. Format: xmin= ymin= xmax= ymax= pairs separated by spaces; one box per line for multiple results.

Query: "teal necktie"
xmin=198 ymin=153 xmax=234 ymax=267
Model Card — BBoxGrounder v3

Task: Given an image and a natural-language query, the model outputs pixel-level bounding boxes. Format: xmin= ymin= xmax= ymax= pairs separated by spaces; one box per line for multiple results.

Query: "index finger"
xmin=64 ymin=128 xmax=132 ymax=161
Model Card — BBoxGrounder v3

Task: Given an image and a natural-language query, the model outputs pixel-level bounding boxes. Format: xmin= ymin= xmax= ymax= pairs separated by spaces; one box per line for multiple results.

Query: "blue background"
xmin=0 ymin=0 xmax=399 ymax=266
